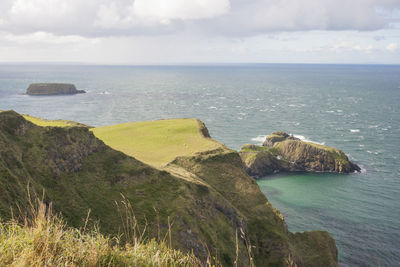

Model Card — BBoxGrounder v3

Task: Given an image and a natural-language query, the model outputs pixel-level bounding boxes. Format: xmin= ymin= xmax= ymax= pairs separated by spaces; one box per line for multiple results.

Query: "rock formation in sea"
xmin=26 ymin=83 xmax=85 ymax=95
xmin=240 ymin=131 xmax=361 ymax=177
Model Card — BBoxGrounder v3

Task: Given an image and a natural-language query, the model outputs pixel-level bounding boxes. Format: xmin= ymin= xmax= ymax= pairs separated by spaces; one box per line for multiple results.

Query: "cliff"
xmin=0 ymin=111 xmax=338 ymax=266
xmin=26 ymin=83 xmax=85 ymax=95
xmin=240 ymin=131 xmax=360 ymax=177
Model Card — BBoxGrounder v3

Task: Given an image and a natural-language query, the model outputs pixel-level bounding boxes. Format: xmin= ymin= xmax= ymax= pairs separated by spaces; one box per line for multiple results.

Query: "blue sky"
xmin=0 ymin=0 xmax=399 ymax=64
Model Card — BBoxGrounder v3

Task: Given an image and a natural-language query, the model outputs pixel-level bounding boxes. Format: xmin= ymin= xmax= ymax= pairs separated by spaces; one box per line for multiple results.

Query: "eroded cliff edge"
xmin=240 ymin=131 xmax=360 ymax=178
xmin=0 ymin=111 xmax=338 ymax=266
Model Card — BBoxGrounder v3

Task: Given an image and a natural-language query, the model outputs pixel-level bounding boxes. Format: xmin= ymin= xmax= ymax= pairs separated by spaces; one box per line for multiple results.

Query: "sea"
xmin=0 ymin=64 xmax=399 ymax=266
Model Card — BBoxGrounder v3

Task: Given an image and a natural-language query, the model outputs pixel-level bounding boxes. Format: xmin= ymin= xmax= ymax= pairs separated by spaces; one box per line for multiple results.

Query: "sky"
xmin=0 ymin=0 xmax=400 ymax=64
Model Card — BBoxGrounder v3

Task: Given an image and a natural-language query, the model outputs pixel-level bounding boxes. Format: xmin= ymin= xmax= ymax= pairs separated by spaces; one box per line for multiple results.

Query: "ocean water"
xmin=1 ymin=64 xmax=399 ymax=266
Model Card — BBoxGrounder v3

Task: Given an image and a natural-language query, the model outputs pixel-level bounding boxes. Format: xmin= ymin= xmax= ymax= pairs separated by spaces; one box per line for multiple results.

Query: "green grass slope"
xmin=91 ymin=119 xmax=222 ymax=168
xmin=0 ymin=111 xmax=254 ymax=265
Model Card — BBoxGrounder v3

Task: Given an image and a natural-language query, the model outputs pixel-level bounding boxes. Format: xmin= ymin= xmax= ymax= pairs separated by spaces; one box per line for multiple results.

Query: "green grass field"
xmin=91 ymin=119 xmax=223 ymax=168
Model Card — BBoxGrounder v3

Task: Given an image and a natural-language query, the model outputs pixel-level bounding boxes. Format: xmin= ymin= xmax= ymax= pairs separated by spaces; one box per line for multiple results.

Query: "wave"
xmin=251 ymin=135 xmax=267 ymax=144
xmin=350 ymin=129 xmax=360 ymax=133
xmin=251 ymin=134 xmax=325 ymax=146
xmin=99 ymin=91 xmax=111 ymax=95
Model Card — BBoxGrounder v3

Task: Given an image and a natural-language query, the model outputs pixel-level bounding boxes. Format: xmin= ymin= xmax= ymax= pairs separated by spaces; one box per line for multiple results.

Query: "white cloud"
xmin=0 ymin=0 xmax=399 ymax=37
xmin=3 ymin=31 xmax=99 ymax=45
xmin=0 ymin=0 xmax=400 ymax=64
xmin=386 ymin=42 xmax=398 ymax=52
xmin=131 ymin=0 xmax=230 ymax=23
xmin=329 ymin=41 xmax=376 ymax=53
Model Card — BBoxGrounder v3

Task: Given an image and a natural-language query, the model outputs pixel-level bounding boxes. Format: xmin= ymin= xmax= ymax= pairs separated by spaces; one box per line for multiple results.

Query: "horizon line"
xmin=0 ymin=61 xmax=400 ymax=67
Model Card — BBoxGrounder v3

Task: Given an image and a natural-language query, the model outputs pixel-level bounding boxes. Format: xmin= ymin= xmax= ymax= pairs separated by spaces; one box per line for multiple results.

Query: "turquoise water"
xmin=1 ymin=64 xmax=399 ymax=266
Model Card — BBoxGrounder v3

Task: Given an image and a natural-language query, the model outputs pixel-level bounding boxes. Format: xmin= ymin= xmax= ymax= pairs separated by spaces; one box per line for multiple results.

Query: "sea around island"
xmin=1 ymin=63 xmax=399 ymax=266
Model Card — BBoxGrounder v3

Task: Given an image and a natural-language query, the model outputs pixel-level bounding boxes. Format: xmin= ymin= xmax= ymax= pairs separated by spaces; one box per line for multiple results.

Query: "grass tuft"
xmin=0 ymin=196 xmax=201 ymax=266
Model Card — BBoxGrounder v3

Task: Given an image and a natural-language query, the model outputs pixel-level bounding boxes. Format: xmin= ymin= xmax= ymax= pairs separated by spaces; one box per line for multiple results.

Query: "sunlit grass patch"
xmin=91 ymin=119 xmax=223 ymax=168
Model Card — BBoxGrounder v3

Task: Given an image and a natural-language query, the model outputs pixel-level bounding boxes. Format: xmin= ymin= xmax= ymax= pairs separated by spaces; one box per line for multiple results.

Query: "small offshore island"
xmin=240 ymin=131 xmax=360 ymax=178
xmin=0 ymin=110 xmax=354 ymax=266
xmin=26 ymin=83 xmax=86 ymax=95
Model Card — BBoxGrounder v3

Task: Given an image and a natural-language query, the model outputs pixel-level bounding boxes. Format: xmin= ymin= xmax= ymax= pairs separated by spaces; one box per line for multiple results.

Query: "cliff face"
xmin=170 ymin=149 xmax=338 ymax=266
xmin=26 ymin=83 xmax=85 ymax=95
xmin=240 ymin=132 xmax=360 ymax=177
xmin=0 ymin=111 xmax=338 ymax=266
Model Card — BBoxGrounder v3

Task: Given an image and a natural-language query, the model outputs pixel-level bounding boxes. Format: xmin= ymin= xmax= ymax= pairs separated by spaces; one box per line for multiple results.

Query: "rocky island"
xmin=26 ymin=83 xmax=85 ymax=95
xmin=240 ymin=131 xmax=361 ymax=177
xmin=0 ymin=111 xmax=338 ymax=266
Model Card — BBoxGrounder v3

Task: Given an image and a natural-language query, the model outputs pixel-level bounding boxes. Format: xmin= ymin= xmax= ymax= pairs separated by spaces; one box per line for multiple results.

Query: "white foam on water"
xmin=251 ymin=135 xmax=267 ymax=144
xmin=208 ymin=106 xmax=217 ymax=109
xmin=350 ymin=129 xmax=360 ymax=133
xmin=292 ymin=134 xmax=325 ymax=145
xmin=359 ymin=165 xmax=367 ymax=174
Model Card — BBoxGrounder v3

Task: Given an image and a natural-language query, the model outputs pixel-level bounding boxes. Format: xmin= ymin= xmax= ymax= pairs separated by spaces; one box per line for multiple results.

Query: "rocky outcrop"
xmin=26 ymin=83 xmax=85 ymax=95
xmin=240 ymin=131 xmax=360 ymax=177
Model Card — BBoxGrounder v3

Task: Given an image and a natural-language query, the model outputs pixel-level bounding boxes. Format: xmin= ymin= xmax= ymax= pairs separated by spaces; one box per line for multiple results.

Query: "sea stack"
xmin=26 ymin=83 xmax=85 ymax=95
xmin=240 ymin=131 xmax=361 ymax=177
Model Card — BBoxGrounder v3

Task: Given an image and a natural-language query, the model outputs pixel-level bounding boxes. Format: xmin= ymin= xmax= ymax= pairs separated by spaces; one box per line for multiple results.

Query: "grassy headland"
xmin=0 ymin=110 xmax=338 ymax=266
xmin=91 ymin=119 xmax=222 ymax=168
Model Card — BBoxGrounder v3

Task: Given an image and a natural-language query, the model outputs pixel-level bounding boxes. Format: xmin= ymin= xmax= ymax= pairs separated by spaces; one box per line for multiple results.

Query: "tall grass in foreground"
xmin=0 ymin=196 xmax=201 ymax=266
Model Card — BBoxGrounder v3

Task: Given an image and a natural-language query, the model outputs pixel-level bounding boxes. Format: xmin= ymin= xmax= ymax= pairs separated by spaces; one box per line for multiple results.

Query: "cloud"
xmin=2 ymin=31 xmax=99 ymax=45
xmin=131 ymin=0 xmax=230 ymax=22
xmin=0 ymin=0 xmax=399 ymax=39
xmin=386 ymin=42 xmax=398 ymax=52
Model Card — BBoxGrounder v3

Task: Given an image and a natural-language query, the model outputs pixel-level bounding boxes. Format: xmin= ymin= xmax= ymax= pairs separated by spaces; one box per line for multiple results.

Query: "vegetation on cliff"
xmin=0 ymin=111 xmax=338 ymax=266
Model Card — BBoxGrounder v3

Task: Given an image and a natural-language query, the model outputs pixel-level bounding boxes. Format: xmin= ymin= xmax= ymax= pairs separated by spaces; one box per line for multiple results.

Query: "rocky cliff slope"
xmin=240 ymin=131 xmax=360 ymax=177
xmin=0 ymin=111 xmax=338 ymax=266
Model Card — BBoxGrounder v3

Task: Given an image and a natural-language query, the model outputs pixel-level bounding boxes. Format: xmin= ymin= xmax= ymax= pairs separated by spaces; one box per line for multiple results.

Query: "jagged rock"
xmin=26 ymin=83 xmax=85 ymax=95
xmin=240 ymin=131 xmax=360 ymax=177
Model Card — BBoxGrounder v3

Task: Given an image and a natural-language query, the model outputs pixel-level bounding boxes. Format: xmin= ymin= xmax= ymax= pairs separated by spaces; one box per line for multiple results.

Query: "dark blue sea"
xmin=1 ymin=64 xmax=399 ymax=266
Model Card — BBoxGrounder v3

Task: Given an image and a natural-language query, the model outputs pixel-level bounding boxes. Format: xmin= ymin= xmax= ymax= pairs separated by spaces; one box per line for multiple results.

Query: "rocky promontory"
xmin=26 ymin=83 xmax=85 ymax=95
xmin=240 ymin=131 xmax=360 ymax=177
